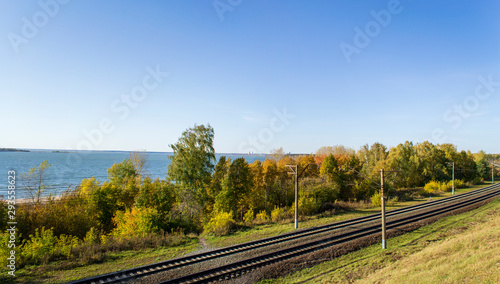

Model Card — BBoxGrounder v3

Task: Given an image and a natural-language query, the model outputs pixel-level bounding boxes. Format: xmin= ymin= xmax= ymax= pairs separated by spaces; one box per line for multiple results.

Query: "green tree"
xmin=167 ymin=124 xmax=216 ymax=208
xmin=107 ymin=159 xmax=137 ymax=185
xmin=414 ymin=141 xmax=448 ymax=183
xmin=454 ymin=151 xmax=477 ymax=182
xmin=385 ymin=141 xmax=422 ymax=188
xmin=207 ymin=156 xmax=231 ymax=211
xmin=107 ymin=159 xmax=139 ymax=209
xmin=135 ymin=177 xmax=175 ymax=229
xmin=221 ymin=158 xmax=253 ymax=220
xmin=320 ymin=154 xmax=340 ymax=183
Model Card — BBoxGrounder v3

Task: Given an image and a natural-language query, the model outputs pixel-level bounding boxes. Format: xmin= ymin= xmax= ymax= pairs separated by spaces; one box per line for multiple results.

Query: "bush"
xmin=0 ymin=231 xmax=13 ymax=273
xmin=473 ymin=176 xmax=483 ymax=185
xmin=111 ymin=207 xmax=160 ymax=238
xmin=204 ymin=211 xmax=235 ymax=236
xmin=423 ymin=181 xmax=441 ymax=195
xmin=299 ymin=195 xmax=320 ymax=215
xmin=271 ymin=206 xmax=285 ymax=222
xmin=371 ymin=192 xmax=381 ymax=207
xmin=454 ymin=179 xmax=465 ymax=188
xmin=20 ymin=227 xmax=57 ymax=265
xmin=243 ymin=208 xmax=254 ymax=225
xmin=16 ymin=190 xmax=98 ymax=242
xmin=83 ymin=227 xmax=100 ymax=245
xmin=20 ymin=227 xmax=80 ymax=266
xmin=254 ymin=210 xmax=269 ymax=224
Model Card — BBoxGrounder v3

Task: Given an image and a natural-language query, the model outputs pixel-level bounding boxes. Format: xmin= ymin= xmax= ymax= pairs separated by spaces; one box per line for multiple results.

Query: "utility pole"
xmin=286 ymin=163 xmax=314 ymax=229
xmin=286 ymin=165 xmax=299 ymax=229
xmin=490 ymin=161 xmax=500 ymax=184
xmin=294 ymin=165 xmax=298 ymax=229
xmin=381 ymin=169 xmax=386 ymax=249
xmin=342 ymin=165 xmax=397 ymax=249
xmin=446 ymin=162 xmax=455 ymax=195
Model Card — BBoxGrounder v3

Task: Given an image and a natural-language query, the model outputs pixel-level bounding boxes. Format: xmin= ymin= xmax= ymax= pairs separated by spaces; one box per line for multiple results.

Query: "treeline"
xmin=0 ymin=124 xmax=498 ymax=270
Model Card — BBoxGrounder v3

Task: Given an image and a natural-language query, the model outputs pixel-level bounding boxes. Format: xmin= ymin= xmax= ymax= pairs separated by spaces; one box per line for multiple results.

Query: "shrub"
xmin=243 ymin=208 xmax=254 ymax=225
xmin=371 ymin=192 xmax=381 ymax=207
xmin=54 ymin=234 xmax=80 ymax=259
xmin=454 ymin=179 xmax=465 ymax=188
xmin=0 ymin=231 xmax=12 ymax=272
xmin=19 ymin=227 xmax=80 ymax=266
xmin=254 ymin=210 xmax=269 ymax=224
xmin=111 ymin=207 xmax=159 ymax=238
xmin=271 ymin=206 xmax=285 ymax=222
xmin=299 ymin=195 xmax=320 ymax=215
xmin=423 ymin=181 xmax=441 ymax=195
xmin=16 ymin=190 xmax=98 ymax=242
xmin=473 ymin=176 xmax=483 ymax=185
xmin=83 ymin=227 xmax=100 ymax=245
xmin=20 ymin=227 xmax=57 ymax=265
xmin=204 ymin=211 xmax=235 ymax=236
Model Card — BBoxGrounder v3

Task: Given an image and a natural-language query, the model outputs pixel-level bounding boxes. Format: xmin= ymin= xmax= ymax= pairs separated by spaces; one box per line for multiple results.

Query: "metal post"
xmin=452 ymin=162 xmax=455 ymax=195
xmin=492 ymin=165 xmax=495 ymax=184
xmin=294 ymin=165 xmax=299 ymax=229
xmin=381 ymin=169 xmax=386 ymax=249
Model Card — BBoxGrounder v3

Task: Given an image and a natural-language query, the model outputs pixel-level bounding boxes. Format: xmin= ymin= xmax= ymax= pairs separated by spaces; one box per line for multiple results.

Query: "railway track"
xmin=70 ymin=184 xmax=500 ymax=284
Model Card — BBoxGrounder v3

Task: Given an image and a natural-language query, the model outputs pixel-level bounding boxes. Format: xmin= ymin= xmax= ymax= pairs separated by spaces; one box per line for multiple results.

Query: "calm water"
xmin=0 ymin=150 xmax=266 ymax=199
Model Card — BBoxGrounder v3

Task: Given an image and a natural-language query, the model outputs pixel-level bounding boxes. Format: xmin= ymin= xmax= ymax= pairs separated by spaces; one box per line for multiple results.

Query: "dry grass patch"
xmin=359 ymin=209 xmax=500 ymax=284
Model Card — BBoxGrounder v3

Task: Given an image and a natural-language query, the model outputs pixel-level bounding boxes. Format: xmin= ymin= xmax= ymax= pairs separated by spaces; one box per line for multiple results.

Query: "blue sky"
xmin=1 ymin=0 xmax=499 ymax=154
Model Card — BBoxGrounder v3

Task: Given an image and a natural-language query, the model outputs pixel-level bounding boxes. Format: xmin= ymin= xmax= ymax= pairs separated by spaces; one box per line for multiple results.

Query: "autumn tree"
xmin=297 ymin=155 xmax=319 ymax=178
xmin=20 ymin=160 xmax=51 ymax=204
xmin=130 ymin=151 xmax=149 ymax=178
xmin=262 ymin=159 xmax=278 ymax=211
xmin=357 ymin=142 xmax=388 ymax=177
xmin=316 ymin=145 xmax=355 ymax=156
xmin=270 ymin=147 xmax=286 ymax=161
xmin=248 ymin=160 xmax=266 ymax=213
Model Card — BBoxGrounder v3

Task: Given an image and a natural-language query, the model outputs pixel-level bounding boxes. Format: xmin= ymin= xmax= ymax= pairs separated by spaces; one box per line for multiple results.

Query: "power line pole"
xmin=294 ymin=165 xmax=298 ymax=229
xmin=342 ymin=165 xmax=398 ymax=249
xmin=490 ymin=161 xmax=500 ymax=184
xmin=446 ymin=162 xmax=455 ymax=195
xmin=381 ymin=169 xmax=386 ymax=249
xmin=286 ymin=165 xmax=299 ymax=229
xmin=286 ymin=163 xmax=314 ymax=229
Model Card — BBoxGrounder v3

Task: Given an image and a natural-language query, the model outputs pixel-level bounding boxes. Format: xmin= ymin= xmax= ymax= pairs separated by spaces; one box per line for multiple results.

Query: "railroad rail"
xmin=70 ymin=183 xmax=500 ymax=284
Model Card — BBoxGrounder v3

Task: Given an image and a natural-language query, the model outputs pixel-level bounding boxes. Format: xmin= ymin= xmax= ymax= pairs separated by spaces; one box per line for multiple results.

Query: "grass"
xmin=3 ymin=238 xmax=199 ymax=284
xmin=258 ymin=191 xmax=500 ymax=283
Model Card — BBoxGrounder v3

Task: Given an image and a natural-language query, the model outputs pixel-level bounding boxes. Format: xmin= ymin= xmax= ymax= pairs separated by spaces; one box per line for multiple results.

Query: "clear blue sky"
xmin=1 ymin=0 xmax=499 ymax=154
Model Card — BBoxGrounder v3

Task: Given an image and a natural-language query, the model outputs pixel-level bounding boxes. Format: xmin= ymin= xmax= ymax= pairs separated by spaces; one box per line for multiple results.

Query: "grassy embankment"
xmin=9 ymin=183 xmax=494 ymax=283
xmin=259 ymin=188 xmax=500 ymax=283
